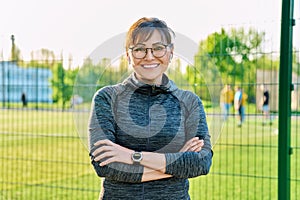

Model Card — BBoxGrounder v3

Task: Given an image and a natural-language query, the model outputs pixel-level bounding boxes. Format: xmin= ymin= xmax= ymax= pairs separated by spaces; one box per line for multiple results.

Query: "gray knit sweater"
xmin=89 ymin=73 xmax=213 ymax=200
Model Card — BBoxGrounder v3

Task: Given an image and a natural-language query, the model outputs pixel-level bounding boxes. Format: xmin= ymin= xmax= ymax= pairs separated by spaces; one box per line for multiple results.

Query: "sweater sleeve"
xmin=88 ymin=87 xmax=144 ymax=183
xmin=164 ymin=94 xmax=213 ymax=178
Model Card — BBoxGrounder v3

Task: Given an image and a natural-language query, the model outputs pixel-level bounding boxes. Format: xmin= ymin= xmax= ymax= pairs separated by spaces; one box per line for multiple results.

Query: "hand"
xmin=179 ymin=137 xmax=204 ymax=152
xmin=142 ymin=167 xmax=172 ymax=182
xmin=92 ymin=139 xmax=134 ymax=166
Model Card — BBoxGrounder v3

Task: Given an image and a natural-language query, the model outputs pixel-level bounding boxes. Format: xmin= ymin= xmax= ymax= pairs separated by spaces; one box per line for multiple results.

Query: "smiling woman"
xmin=88 ymin=17 xmax=213 ymax=200
xmin=126 ymin=29 xmax=172 ymax=85
xmin=125 ymin=18 xmax=175 ymax=85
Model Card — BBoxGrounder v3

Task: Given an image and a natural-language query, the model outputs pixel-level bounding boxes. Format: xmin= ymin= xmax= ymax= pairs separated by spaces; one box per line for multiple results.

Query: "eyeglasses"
xmin=129 ymin=44 xmax=172 ymax=59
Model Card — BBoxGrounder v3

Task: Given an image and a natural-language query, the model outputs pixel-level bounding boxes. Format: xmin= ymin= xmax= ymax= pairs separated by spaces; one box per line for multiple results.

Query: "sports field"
xmin=0 ymin=108 xmax=299 ymax=199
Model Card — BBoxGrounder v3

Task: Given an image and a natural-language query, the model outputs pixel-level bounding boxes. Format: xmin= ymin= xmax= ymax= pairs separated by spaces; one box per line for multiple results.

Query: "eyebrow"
xmin=134 ymin=42 xmax=166 ymax=46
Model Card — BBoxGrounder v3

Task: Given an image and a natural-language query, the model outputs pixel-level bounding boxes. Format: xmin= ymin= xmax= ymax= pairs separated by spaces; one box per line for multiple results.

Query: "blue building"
xmin=0 ymin=61 xmax=52 ymax=103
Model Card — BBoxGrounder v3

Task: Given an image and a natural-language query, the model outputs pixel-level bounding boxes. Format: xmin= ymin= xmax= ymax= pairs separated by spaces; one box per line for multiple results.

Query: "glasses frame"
xmin=129 ymin=43 xmax=172 ymax=59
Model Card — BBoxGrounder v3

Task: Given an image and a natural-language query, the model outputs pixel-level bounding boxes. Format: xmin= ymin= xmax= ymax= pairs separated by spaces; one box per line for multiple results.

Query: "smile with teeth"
xmin=141 ymin=64 xmax=159 ymax=69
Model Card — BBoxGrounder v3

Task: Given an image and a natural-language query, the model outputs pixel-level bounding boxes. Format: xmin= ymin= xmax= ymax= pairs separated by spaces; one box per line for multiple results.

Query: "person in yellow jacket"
xmin=220 ymin=84 xmax=234 ymax=121
xmin=234 ymin=86 xmax=248 ymax=127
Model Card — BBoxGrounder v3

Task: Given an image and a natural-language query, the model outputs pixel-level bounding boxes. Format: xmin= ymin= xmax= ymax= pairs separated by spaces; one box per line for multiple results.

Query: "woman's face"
xmin=128 ymin=30 xmax=173 ymax=85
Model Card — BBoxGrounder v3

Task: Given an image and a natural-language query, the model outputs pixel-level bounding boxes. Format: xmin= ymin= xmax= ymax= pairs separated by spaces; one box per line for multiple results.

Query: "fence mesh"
xmin=0 ymin=19 xmax=299 ymax=200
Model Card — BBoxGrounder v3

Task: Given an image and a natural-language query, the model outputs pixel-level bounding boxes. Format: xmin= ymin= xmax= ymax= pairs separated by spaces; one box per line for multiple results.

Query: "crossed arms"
xmin=88 ymin=88 xmax=213 ymax=183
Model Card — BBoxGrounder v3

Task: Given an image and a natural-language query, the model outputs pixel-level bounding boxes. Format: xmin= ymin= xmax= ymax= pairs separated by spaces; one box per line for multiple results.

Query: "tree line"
xmin=8 ymin=27 xmax=299 ymax=109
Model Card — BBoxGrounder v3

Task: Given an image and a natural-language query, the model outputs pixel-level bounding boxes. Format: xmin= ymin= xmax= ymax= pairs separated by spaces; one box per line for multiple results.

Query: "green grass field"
xmin=0 ymin=108 xmax=299 ymax=199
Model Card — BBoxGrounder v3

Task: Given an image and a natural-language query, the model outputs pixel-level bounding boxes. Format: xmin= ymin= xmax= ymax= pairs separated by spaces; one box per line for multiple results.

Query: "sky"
xmin=0 ymin=0 xmax=299 ymax=68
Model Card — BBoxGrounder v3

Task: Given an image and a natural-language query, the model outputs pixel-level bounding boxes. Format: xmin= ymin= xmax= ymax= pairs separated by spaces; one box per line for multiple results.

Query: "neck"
xmin=134 ymin=74 xmax=162 ymax=86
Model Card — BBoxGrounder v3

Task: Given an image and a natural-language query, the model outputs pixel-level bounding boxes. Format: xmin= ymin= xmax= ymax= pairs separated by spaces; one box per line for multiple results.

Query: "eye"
xmin=133 ymin=47 xmax=146 ymax=52
xmin=153 ymin=45 xmax=165 ymax=51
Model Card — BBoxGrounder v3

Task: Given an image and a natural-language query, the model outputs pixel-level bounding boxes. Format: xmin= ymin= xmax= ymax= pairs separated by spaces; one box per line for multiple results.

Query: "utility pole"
xmin=11 ymin=35 xmax=16 ymax=62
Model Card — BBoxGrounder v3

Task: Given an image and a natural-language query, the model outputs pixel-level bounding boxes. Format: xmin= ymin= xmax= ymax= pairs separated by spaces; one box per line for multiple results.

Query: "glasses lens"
xmin=131 ymin=47 xmax=145 ymax=59
xmin=152 ymin=45 xmax=167 ymax=58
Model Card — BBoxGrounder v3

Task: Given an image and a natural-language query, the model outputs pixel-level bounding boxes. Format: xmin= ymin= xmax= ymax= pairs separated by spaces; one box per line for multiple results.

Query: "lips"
xmin=141 ymin=64 xmax=159 ymax=69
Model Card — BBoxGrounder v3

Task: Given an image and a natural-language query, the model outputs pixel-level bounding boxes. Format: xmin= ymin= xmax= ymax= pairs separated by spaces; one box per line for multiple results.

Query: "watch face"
xmin=132 ymin=152 xmax=142 ymax=162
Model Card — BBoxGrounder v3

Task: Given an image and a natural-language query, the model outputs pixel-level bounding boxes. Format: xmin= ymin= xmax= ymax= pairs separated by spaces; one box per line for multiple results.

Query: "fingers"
xmin=181 ymin=137 xmax=204 ymax=152
xmin=184 ymin=137 xmax=199 ymax=149
xmin=93 ymin=147 xmax=114 ymax=162
xmin=194 ymin=145 xmax=202 ymax=152
xmin=94 ymin=139 xmax=113 ymax=146
xmin=187 ymin=137 xmax=199 ymax=144
xmin=92 ymin=145 xmax=112 ymax=157
xmin=188 ymin=139 xmax=204 ymax=152
xmin=92 ymin=140 xmax=115 ymax=165
xmin=92 ymin=139 xmax=130 ymax=166
xmin=189 ymin=140 xmax=203 ymax=152
xmin=99 ymin=157 xmax=115 ymax=166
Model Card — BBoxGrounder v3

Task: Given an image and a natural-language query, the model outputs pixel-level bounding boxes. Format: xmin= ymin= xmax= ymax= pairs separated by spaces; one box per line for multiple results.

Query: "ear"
xmin=169 ymin=52 xmax=173 ymax=63
xmin=126 ymin=52 xmax=131 ymax=64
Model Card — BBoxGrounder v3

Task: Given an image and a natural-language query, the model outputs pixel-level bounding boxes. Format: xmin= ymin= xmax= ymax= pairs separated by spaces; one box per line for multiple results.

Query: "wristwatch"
xmin=131 ymin=152 xmax=143 ymax=164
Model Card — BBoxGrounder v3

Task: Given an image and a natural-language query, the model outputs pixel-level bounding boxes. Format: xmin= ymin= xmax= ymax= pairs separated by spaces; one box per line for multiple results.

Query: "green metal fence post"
xmin=278 ymin=0 xmax=294 ymax=199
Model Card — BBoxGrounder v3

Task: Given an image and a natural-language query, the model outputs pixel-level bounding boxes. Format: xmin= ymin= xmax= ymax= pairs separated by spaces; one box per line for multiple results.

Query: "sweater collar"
xmin=122 ymin=73 xmax=177 ymax=95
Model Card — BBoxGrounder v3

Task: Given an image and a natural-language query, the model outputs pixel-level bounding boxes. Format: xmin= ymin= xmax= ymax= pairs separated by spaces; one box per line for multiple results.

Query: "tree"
xmin=50 ymin=61 xmax=78 ymax=110
xmin=28 ymin=48 xmax=56 ymax=68
xmin=74 ymin=57 xmax=108 ymax=103
xmin=193 ymin=27 xmax=266 ymax=101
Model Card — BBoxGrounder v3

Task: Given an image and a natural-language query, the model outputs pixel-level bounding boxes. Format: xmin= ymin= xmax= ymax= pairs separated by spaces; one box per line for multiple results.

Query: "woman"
xmin=89 ymin=17 xmax=213 ymax=200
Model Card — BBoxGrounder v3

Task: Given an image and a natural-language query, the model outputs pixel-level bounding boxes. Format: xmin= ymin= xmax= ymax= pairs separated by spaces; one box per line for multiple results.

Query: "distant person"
xmin=234 ymin=86 xmax=247 ymax=127
xmin=70 ymin=95 xmax=83 ymax=108
xmin=220 ymin=84 xmax=234 ymax=121
xmin=21 ymin=92 xmax=27 ymax=107
xmin=260 ymin=84 xmax=272 ymax=125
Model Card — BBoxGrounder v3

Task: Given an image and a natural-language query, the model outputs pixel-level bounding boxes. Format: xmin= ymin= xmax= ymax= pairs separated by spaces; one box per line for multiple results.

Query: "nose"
xmin=144 ymin=48 xmax=155 ymax=60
